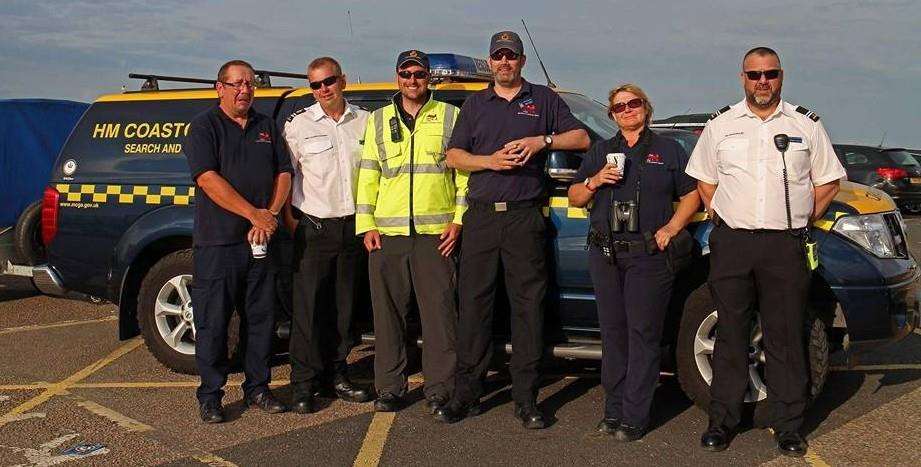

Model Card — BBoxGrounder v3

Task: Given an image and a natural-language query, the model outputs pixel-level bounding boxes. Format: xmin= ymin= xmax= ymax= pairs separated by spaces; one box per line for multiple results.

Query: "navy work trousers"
xmin=192 ymin=242 xmax=276 ymax=405
xmin=707 ymin=224 xmax=810 ymax=432
xmin=289 ymin=215 xmax=367 ymax=390
xmin=589 ymin=248 xmax=673 ymax=429
xmin=453 ymin=205 xmax=547 ymax=407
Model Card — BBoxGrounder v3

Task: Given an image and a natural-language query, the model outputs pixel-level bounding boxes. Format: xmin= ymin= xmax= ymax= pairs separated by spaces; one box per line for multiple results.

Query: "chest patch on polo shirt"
xmin=789 ymin=136 xmax=803 ymax=143
xmin=256 ymin=131 xmax=272 ymax=143
xmin=517 ymin=98 xmax=539 ymax=117
xmin=645 ymin=153 xmax=664 ymax=165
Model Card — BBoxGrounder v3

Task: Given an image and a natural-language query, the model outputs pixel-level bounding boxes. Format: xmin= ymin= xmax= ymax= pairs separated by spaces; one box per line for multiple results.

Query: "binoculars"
xmin=610 ymin=200 xmax=639 ymax=233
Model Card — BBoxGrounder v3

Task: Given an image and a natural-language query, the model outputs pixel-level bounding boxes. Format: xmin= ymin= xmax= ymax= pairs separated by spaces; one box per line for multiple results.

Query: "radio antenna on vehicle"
xmin=878 ymin=130 xmax=888 ymax=148
xmin=521 ymin=19 xmax=556 ymax=89
xmin=348 ymin=10 xmax=362 ymax=83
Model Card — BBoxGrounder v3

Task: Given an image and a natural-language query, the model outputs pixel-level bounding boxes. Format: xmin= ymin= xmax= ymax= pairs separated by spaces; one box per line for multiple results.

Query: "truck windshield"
xmin=558 ymin=93 xmax=618 ymax=140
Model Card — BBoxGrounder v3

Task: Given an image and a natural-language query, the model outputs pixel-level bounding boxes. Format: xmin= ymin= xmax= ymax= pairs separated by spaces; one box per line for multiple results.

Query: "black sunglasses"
xmin=744 ymin=69 xmax=781 ymax=81
xmin=309 ymin=75 xmax=340 ymax=90
xmin=611 ymin=98 xmax=644 ymax=114
xmin=490 ymin=50 xmax=520 ymax=61
xmin=397 ymin=70 xmax=429 ymax=80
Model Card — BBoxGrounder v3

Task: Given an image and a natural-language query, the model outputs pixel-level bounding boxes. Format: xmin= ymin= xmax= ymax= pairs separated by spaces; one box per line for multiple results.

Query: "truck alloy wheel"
xmin=676 ymin=286 xmax=829 ymax=412
xmin=137 ymin=250 xmax=240 ymax=375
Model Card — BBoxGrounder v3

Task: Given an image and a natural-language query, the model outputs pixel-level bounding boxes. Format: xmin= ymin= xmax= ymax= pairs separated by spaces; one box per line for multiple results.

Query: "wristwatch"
xmin=583 ymin=177 xmax=596 ymax=192
xmin=543 ymin=134 xmax=553 ymax=149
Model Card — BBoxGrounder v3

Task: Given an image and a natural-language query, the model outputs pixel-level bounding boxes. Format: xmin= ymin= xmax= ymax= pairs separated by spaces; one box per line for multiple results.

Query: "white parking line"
xmin=0 ymin=316 xmax=117 ymax=335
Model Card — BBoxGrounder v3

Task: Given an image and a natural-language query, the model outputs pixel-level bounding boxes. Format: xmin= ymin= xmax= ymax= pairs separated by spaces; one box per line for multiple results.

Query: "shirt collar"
xmin=308 ymin=99 xmax=355 ymax=123
xmin=486 ymin=79 xmax=533 ymax=101
xmin=213 ymin=104 xmax=257 ymax=124
xmin=736 ymin=98 xmax=790 ymax=121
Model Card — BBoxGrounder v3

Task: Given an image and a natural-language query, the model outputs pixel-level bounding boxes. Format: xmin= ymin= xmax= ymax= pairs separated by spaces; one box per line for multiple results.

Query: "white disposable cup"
xmin=250 ymin=241 xmax=267 ymax=259
xmin=606 ymin=153 xmax=626 ymax=173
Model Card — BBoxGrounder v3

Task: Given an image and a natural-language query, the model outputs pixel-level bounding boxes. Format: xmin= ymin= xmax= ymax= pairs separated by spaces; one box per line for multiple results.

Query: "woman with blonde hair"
xmin=568 ymin=83 xmax=700 ymax=441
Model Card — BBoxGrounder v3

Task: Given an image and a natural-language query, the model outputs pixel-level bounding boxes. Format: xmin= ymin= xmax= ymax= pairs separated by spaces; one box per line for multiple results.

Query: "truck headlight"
xmin=832 ymin=213 xmax=900 ymax=258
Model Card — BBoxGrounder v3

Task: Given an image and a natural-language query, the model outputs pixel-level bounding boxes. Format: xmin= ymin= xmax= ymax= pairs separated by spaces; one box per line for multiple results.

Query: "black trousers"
xmin=453 ymin=205 xmax=547 ymax=407
xmin=707 ymin=224 xmax=810 ymax=432
xmin=289 ymin=215 xmax=367 ymax=389
xmin=589 ymin=249 xmax=673 ymax=429
xmin=192 ymin=243 xmax=276 ymax=405
xmin=369 ymin=234 xmax=457 ymax=399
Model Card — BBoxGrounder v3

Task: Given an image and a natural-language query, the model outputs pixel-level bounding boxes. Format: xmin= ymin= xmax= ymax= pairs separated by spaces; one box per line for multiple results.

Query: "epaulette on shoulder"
xmin=285 ymin=107 xmax=308 ymax=123
xmin=709 ymin=105 xmax=732 ymax=121
xmin=795 ymin=106 xmax=820 ymax=122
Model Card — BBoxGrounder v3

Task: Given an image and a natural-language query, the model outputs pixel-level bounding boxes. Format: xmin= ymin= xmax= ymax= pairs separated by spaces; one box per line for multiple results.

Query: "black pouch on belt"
xmin=664 ymin=228 xmax=694 ymax=274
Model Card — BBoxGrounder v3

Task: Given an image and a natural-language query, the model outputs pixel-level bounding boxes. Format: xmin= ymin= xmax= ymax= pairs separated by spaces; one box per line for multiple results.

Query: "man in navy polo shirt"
xmin=185 ymin=59 xmax=293 ymax=423
xmin=437 ymin=31 xmax=590 ymax=429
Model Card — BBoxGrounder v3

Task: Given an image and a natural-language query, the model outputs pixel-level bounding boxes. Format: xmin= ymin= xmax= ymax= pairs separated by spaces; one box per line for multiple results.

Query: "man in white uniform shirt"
xmin=283 ymin=57 xmax=372 ymax=414
xmin=686 ymin=47 xmax=846 ymax=457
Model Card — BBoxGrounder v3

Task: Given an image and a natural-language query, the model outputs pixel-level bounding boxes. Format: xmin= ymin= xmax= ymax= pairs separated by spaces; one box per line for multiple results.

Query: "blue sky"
xmin=2 ymin=0 xmax=919 ymax=147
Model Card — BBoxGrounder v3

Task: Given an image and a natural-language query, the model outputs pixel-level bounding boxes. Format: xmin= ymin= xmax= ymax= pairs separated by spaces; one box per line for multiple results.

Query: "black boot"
xmin=433 ymin=400 xmax=481 ymax=424
xmin=774 ymin=431 xmax=807 ymax=457
xmin=700 ymin=423 xmax=734 ymax=452
xmin=332 ymin=374 xmax=373 ymax=403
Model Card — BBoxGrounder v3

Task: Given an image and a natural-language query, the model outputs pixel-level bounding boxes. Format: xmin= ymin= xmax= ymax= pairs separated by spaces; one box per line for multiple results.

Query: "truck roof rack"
xmin=128 ymin=73 xmax=216 ymax=91
xmin=127 ymin=70 xmax=309 ymax=91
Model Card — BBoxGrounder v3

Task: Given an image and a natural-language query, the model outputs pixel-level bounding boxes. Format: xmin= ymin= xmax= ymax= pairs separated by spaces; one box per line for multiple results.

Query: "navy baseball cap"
xmin=396 ymin=50 xmax=429 ymax=70
xmin=489 ymin=31 xmax=524 ymax=55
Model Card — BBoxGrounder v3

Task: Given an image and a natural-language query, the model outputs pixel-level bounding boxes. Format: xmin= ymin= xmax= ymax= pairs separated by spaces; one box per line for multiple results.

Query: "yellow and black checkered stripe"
xmin=55 ymin=184 xmax=195 ymax=205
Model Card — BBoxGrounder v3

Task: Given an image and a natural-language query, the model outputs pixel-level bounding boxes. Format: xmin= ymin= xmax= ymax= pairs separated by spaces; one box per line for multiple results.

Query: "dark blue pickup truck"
xmin=30 ymin=57 xmax=919 ymax=412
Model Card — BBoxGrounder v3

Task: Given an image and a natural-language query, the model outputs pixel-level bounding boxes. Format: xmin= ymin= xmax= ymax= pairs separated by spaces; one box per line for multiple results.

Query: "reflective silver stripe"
xmin=455 ymin=196 xmax=467 ymax=206
xmin=356 ymin=204 xmax=376 ymax=214
xmin=374 ymin=216 xmax=410 ymax=227
xmin=441 ymin=105 xmax=457 ymax=153
xmin=373 ymin=109 xmax=398 ymax=178
xmin=414 ymin=213 xmax=455 ymax=225
xmin=414 ymin=163 xmax=446 ymax=174
xmin=359 ymin=159 xmax=381 ymax=171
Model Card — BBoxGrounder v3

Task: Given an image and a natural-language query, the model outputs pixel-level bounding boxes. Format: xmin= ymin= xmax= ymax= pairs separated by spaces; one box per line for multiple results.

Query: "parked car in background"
xmin=834 ymin=145 xmax=921 ymax=213
xmin=907 ymin=149 xmax=921 ymax=167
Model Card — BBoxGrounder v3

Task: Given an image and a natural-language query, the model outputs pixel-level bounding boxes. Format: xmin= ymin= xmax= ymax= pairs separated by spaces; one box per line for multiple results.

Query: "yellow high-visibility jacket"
xmin=356 ymin=94 xmax=468 ymax=236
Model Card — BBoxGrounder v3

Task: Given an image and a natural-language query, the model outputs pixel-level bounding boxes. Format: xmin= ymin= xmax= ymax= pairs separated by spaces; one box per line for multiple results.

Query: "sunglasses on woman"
xmin=611 ymin=98 xmax=644 ymax=114
xmin=744 ymin=69 xmax=781 ymax=81
xmin=309 ymin=75 xmax=340 ymax=90
xmin=397 ymin=70 xmax=429 ymax=80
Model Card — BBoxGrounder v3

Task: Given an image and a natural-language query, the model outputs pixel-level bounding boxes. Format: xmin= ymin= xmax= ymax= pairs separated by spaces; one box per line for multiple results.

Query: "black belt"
xmin=467 ymin=198 xmax=542 ymax=212
xmin=611 ymin=240 xmax=648 ymax=253
xmin=587 ymin=230 xmax=649 ymax=256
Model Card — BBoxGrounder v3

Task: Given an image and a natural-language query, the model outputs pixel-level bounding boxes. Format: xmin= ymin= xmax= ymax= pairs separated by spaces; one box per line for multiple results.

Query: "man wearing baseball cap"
xmin=356 ymin=50 xmax=467 ymax=414
xmin=437 ymin=31 xmax=590 ymax=429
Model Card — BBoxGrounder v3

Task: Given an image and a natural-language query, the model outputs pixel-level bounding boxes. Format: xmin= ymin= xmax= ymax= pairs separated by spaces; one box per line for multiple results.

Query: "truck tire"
xmin=137 ymin=250 xmax=241 ymax=375
xmin=675 ymin=285 xmax=829 ymax=412
xmin=13 ymin=200 xmax=45 ymax=265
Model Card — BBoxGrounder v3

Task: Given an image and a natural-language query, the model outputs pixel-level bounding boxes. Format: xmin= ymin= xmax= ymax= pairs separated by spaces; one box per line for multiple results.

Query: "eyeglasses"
xmin=490 ymin=50 xmax=520 ymax=61
xmin=309 ymin=75 xmax=340 ymax=90
xmin=611 ymin=98 xmax=644 ymax=114
xmin=744 ymin=69 xmax=781 ymax=81
xmin=397 ymin=70 xmax=429 ymax=80
xmin=220 ymin=81 xmax=255 ymax=90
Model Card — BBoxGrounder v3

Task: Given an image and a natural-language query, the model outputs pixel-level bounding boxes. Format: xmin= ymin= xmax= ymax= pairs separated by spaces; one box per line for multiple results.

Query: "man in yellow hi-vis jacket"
xmin=355 ymin=50 xmax=467 ymax=414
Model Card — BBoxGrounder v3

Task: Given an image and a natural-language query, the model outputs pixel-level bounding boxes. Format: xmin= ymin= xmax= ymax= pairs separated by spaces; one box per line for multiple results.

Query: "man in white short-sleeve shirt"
xmin=686 ymin=46 xmax=846 ymax=458
xmin=282 ymin=56 xmax=372 ymax=414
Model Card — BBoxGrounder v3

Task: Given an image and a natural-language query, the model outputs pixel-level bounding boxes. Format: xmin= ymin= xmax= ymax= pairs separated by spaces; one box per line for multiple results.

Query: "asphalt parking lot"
xmin=2 ymin=221 xmax=921 ymax=466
